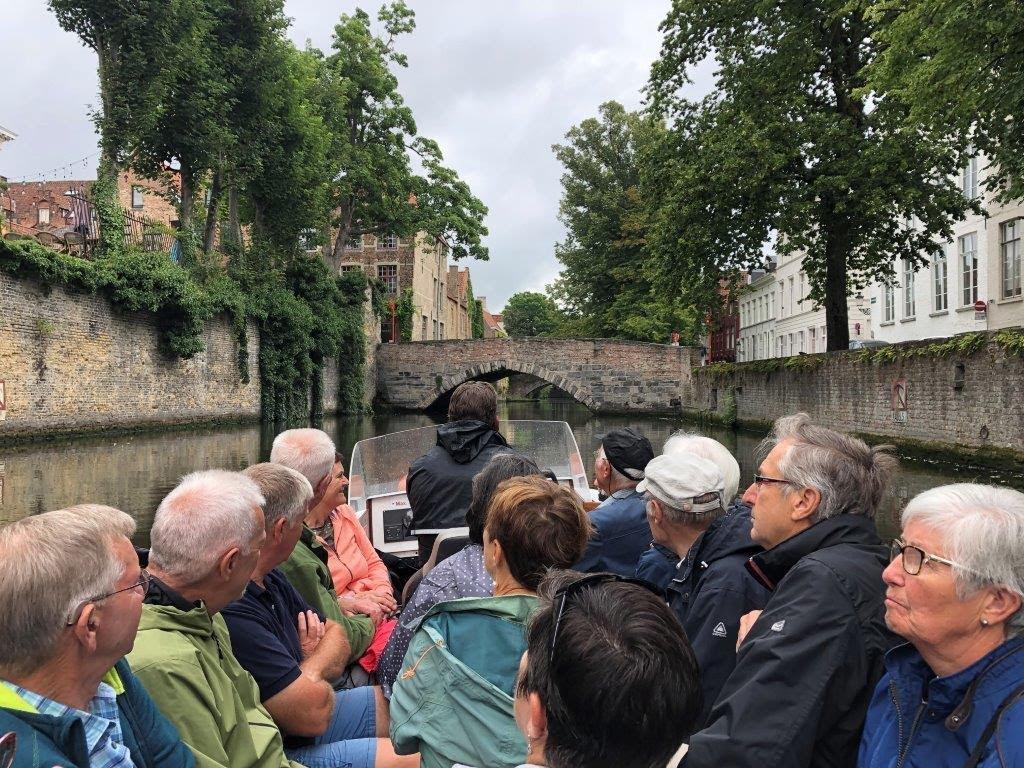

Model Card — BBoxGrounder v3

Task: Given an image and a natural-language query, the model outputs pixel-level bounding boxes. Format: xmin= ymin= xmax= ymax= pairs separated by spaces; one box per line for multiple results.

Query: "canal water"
xmin=2 ymin=399 xmax=1023 ymax=545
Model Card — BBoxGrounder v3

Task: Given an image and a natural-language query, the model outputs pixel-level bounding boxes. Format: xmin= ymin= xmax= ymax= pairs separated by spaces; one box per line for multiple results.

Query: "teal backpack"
xmin=389 ymin=595 xmax=537 ymax=768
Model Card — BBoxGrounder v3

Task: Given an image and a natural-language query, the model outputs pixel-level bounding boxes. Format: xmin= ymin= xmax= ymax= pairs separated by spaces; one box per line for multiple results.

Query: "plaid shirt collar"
xmin=0 ymin=678 xmax=135 ymax=768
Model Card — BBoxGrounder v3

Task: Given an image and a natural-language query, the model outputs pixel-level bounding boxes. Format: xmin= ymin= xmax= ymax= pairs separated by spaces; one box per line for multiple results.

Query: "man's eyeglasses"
xmin=890 ymin=539 xmax=968 ymax=576
xmin=753 ymin=473 xmax=789 ymax=487
xmin=549 ymin=573 xmax=660 ymax=663
xmin=65 ymin=569 xmax=151 ymax=626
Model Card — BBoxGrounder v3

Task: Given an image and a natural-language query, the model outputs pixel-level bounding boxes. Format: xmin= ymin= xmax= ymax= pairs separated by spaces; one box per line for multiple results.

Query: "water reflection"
xmin=1 ymin=399 xmax=1021 ymax=544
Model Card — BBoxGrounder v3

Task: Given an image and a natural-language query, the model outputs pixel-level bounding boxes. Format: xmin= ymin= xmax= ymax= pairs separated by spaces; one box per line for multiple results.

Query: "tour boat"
xmin=348 ymin=420 xmax=591 ymax=561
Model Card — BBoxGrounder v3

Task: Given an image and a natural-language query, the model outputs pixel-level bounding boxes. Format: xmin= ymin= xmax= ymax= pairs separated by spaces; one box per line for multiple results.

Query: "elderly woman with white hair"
xmin=858 ymin=483 xmax=1024 ymax=768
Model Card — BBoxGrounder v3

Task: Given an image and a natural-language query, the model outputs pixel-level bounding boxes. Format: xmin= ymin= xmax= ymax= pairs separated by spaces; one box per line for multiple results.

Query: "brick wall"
xmin=688 ymin=337 xmax=1024 ymax=461
xmin=0 ymin=272 xmax=261 ymax=440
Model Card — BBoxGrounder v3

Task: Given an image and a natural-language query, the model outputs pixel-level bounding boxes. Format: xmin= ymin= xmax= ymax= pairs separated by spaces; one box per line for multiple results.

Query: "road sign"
xmin=974 ymin=299 xmax=987 ymax=321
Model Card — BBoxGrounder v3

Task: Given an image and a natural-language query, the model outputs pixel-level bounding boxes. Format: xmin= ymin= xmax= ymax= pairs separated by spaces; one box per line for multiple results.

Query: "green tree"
xmin=867 ymin=0 xmax=1024 ymax=199
xmin=551 ymin=102 xmax=694 ymax=342
xmin=466 ymin=279 xmax=485 ymax=339
xmin=501 ymin=291 xmax=562 ymax=337
xmin=647 ymin=0 xmax=972 ymax=350
xmin=320 ymin=3 xmax=488 ymax=263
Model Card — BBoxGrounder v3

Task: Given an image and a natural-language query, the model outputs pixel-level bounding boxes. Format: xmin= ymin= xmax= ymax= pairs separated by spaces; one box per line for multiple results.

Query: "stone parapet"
xmin=376 ymin=338 xmax=700 ymax=414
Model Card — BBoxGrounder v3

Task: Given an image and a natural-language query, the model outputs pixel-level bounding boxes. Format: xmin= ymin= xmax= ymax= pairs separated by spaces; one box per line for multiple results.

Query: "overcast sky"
xmin=1 ymin=1 xmax=709 ymax=311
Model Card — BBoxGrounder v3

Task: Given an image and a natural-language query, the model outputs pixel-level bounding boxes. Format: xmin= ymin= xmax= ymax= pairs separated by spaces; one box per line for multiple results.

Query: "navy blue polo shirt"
xmin=221 ymin=568 xmax=325 ymax=702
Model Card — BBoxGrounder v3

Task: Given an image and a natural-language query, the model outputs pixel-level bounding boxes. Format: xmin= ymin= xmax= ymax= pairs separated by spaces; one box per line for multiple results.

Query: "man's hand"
xmin=297 ymin=610 xmax=325 ymax=658
xmin=737 ymin=610 xmax=763 ymax=651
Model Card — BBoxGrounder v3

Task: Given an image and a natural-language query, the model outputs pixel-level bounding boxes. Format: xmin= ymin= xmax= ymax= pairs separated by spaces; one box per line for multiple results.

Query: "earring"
xmin=981 ymin=618 xmax=990 ymax=627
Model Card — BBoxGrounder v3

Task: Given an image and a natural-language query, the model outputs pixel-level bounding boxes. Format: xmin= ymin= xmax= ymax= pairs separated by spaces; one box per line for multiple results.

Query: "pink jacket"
xmin=328 ymin=504 xmax=392 ymax=598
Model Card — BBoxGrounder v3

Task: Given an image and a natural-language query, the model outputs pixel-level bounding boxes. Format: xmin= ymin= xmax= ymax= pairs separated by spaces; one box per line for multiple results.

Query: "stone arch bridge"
xmin=375 ymin=338 xmax=701 ymax=413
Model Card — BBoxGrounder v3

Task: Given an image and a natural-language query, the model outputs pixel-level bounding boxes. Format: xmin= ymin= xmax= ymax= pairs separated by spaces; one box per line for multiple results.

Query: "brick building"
xmin=330 ymin=232 xmax=473 ymax=342
xmin=3 ymin=170 xmax=178 ymax=246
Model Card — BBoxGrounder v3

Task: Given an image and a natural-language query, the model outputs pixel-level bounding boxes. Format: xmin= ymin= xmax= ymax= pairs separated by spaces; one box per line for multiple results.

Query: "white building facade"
xmin=868 ymin=159 xmax=1024 ymax=341
xmin=737 ymin=270 xmax=776 ymax=361
xmin=772 ymin=249 xmax=872 ymax=357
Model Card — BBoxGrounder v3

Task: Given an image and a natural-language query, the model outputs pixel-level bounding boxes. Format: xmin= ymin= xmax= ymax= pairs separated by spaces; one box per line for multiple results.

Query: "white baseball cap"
xmin=637 ymin=453 xmax=726 ymax=517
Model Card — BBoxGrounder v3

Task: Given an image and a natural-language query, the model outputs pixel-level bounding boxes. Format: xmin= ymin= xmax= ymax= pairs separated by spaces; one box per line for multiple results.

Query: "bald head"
xmin=270 ymin=428 xmax=335 ymax=488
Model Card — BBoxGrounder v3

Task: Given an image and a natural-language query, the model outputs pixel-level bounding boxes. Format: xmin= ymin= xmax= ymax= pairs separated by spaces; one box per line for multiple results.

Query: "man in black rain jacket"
xmin=684 ymin=413 xmax=899 ymax=768
xmin=407 ymin=381 xmax=512 ymax=563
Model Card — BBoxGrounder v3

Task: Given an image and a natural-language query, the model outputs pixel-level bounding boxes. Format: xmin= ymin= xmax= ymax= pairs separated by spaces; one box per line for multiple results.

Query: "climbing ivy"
xmin=395 ymin=287 xmax=415 ymax=342
xmin=0 ymin=239 xmax=370 ymax=419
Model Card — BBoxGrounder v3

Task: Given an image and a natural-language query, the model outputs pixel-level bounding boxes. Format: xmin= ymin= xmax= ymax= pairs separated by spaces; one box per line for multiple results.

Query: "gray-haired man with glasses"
xmin=0 ymin=505 xmax=194 ymax=768
xmin=684 ymin=413 xmax=900 ymax=768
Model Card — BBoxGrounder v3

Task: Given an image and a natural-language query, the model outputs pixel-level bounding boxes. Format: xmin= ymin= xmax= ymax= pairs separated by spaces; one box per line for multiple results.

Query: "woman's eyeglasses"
xmin=65 ymin=569 xmax=151 ymax=626
xmin=548 ymin=573 xmax=661 ymax=663
xmin=890 ymin=539 xmax=969 ymax=576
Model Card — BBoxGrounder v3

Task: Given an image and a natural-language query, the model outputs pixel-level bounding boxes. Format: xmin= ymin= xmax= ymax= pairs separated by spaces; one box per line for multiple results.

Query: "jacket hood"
xmin=436 ymin=420 xmax=507 ymax=464
xmin=747 ymin=512 xmax=882 ymax=590
xmin=137 ymin=601 xmax=217 ymax=639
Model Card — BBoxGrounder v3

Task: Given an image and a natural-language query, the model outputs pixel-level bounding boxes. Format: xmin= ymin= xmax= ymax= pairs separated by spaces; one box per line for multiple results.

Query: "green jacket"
xmin=126 ymin=602 xmax=302 ymax=768
xmin=278 ymin=527 xmax=374 ymax=662
xmin=390 ymin=595 xmax=537 ymax=768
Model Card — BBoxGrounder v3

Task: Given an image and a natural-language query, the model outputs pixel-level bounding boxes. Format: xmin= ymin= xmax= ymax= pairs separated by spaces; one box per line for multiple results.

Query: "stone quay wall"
xmin=0 ymin=272 xmax=261 ymax=441
xmin=688 ymin=336 xmax=1024 ymax=461
xmin=376 ymin=338 xmax=701 ymax=413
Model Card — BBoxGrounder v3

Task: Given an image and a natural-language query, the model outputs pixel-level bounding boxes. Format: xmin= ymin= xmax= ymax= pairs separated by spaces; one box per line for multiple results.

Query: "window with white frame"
xmin=798 ymin=331 xmax=805 ymax=353
xmin=884 ymin=283 xmax=895 ymax=322
xmin=809 ymin=327 xmax=817 ymax=353
xmin=959 ymin=232 xmax=978 ymax=306
xmin=339 ymin=264 xmax=360 ymax=274
xmin=378 ymin=233 xmax=398 ymax=250
xmin=962 ymin=156 xmax=979 ymax=200
xmin=377 ymin=264 xmax=398 ymax=294
xmin=932 ymin=247 xmax=948 ymax=312
xmin=902 ymin=259 xmax=916 ymax=318
xmin=37 ymin=206 xmax=50 ymax=225
xmin=1001 ymin=219 xmax=1022 ymax=299
xmin=346 ymin=234 xmax=363 ymax=250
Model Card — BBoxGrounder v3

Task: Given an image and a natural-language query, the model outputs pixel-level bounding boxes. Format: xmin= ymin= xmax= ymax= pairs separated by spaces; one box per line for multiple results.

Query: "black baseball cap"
xmin=598 ymin=428 xmax=654 ymax=481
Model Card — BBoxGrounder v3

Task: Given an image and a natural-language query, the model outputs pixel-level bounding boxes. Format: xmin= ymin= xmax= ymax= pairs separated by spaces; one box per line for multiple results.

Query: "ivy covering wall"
xmin=0 ymin=239 xmax=376 ymax=421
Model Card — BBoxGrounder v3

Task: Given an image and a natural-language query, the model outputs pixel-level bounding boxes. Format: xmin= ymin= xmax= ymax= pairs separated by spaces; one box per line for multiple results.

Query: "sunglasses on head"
xmin=548 ymin=573 xmax=661 ymax=664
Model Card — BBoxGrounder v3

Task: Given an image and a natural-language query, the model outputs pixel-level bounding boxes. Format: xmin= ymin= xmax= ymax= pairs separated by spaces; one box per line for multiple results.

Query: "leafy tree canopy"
xmin=501 ymin=291 xmax=563 ymax=337
xmin=646 ymin=0 xmax=972 ymax=350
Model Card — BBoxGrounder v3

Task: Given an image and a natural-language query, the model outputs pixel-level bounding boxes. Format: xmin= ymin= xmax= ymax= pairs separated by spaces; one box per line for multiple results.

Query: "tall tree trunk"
xmin=330 ymin=199 xmax=355 ymax=262
xmin=823 ymin=209 xmax=851 ymax=351
xmin=226 ymin=182 xmax=241 ymax=253
xmin=202 ymin=163 xmax=224 ymax=255
xmin=179 ymin=164 xmax=195 ymax=233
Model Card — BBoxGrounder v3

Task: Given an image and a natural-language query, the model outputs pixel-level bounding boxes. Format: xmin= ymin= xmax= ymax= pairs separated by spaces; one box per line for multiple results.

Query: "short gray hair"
xmin=149 ymin=470 xmax=265 ymax=585
xmin=902 ymin=484 xmax=1024 ymax=637
xmin=244 ymin=463 xmax=313 ymax=529
xmin=652 ymin=494 xmax=726 ymax=527
xmin=663 ymin=432 xmax=741 ymax=502
xmin=765 ymin=413 xmax=897 ymax=522
xmin=270 ymin=428 xmax=335 ymax=488
xmin=0 ymin=505 xmax=135 ymax=674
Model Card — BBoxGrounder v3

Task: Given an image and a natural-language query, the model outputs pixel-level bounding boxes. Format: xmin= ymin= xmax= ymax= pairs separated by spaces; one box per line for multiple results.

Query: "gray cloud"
xmin=2 ymin=0 xmax=714 ymax=311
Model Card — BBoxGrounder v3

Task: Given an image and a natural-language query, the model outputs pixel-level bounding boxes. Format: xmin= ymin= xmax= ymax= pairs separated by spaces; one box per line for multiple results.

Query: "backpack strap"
xmin=962 ymin=681 xmax=1024 ymax=768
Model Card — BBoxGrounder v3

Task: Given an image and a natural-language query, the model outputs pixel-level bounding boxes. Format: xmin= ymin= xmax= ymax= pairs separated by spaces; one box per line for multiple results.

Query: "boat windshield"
xmin=348 ymin=420 xmax=589 ymax=517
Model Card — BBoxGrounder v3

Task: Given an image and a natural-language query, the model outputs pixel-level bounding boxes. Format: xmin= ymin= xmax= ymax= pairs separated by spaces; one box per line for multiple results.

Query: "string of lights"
xmin=6 ymin=151 xmax=101 ymax=184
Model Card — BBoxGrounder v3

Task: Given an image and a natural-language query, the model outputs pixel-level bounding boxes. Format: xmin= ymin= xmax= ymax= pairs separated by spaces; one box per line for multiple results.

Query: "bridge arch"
xmin=421 ymin=359 xmax=599 ymax=411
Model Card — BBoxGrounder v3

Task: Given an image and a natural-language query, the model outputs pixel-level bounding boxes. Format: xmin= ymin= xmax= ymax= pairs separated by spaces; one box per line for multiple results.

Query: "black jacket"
xmin=667 ymin=502 xmax=769 ymax=731
xmin=685 ymin=513 xmax=898 ymax=768
xmin=407 ymin=420 xmax=512 ymax=531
